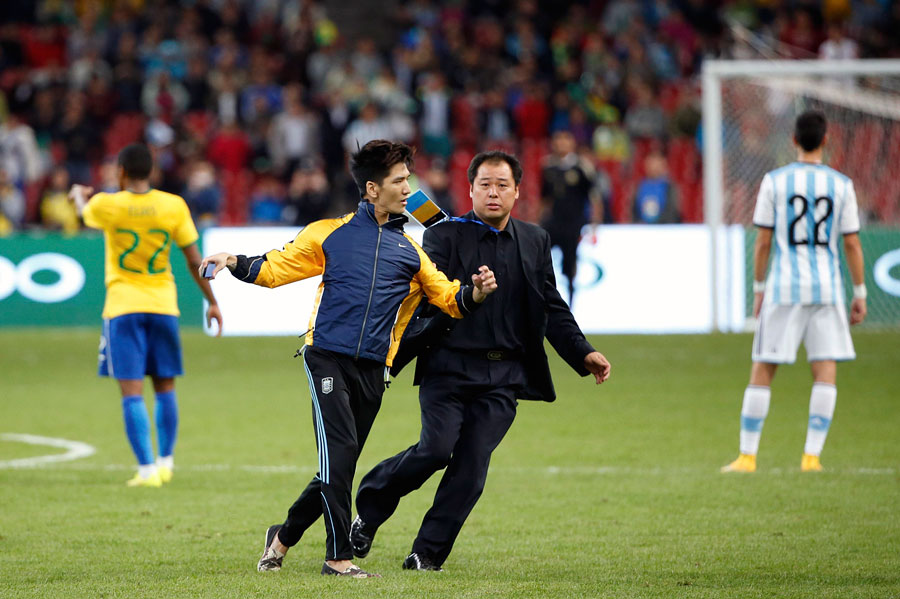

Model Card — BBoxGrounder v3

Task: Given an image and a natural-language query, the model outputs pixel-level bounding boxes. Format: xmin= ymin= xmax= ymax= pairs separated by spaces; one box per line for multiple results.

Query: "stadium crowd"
xmin=1 ymin=0 xmax=899 ymax=235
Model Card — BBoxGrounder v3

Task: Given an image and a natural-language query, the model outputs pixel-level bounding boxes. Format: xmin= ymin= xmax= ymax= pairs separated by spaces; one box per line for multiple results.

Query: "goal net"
xmin=703 ymin=59 xmax=900 ymax=330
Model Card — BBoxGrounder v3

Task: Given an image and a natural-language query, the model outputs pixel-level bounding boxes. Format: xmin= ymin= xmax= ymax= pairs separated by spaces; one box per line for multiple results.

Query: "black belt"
xmin=443 ymin=347 xmax=524 ymax=361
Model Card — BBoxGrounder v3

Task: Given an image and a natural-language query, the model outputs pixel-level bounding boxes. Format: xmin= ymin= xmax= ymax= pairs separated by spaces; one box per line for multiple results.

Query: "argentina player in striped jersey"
xmin=722 ymin=110 xmax=867 ymax=474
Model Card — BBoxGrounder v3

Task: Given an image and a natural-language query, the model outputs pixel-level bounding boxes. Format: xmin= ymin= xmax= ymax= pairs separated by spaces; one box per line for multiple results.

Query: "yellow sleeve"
xmin=253 ymin=218 xmax=342 ymax=288
xmin=173 ymin=198 xmax=199 ymax=248
xmin=81 ymin=193 xmax=112 ymax=230
xmin=411 ymin=240 xmax=465 ymax=319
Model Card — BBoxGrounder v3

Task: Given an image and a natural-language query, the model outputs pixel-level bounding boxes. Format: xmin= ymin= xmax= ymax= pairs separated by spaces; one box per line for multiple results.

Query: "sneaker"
xmin=350 ymin=515 xmax=377 ymax=558
xmin=801 ymin=453 xmax=823 ymax=472
xmin=321 ymin=562 xmax=381 ymax=578
xmin=402 ymin=552 xmax=443 ymax=572
xmin=126 ymin=471 xmax=162 ymax=487
xmin=257 ymin=524 xmax=284 ymax=572
xmin=720 ymin=453 xmax=756 ymax=473
xmin=158 ymin=466 xmax=173 ymax=484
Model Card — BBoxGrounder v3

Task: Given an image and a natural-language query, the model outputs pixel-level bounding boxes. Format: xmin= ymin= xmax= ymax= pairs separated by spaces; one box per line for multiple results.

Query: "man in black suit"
xmin=351 ymin=150 xmax=611 ymax=571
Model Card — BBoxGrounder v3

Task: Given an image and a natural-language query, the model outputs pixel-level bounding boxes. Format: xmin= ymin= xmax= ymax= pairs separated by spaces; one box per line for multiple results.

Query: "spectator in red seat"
xmin=183 ymin=160 xmax=222 ymax=228
xmin=248 ymin=172 xmax=285 ymax=224
xmin=142 ymin=70 xmax=189 ymax=123
xmin=110 ymin=31 xmax=144 ymax=113
xmin=480 ymin=89 xmax=513 ymax=144
xmin=39 ymin=165 xmax=79 ymax=234
xmin=418 ymin=158 xmax=455 ymax=215
xmin=633 ymin=151 xmax=679 ymax=224
xmin=21 ymin=24 xmax=65 ymax=70
xmin=624 ymin=79 xmax=666 ymax=141
xmin=183 ymin=56 xmax=213 ymax=113
xmin=513 ymin=81 xmax=550 ymax=141
xmin=0 ymin=168 xmax=25 ymax=234
xmin=207 ymin=118 xmax=251 ymax=174
xmin=342 ymin=102 xmax=394 ymax=156
xmin=239 ymin=58 xmax=282 ymax=124
xmin=419 ymin=71 xmax=452 ymax=158
xmin=283 ymin=159 xmax=331 ymax=227
xmin=1 ymin=111 xmax=44 ymax=189
xmin=268 ymin=85 xmax=320 ymax=179
xmin=779 ymin=8 xmax=822 ymax=58
xmin=58 ymin=93 xmax=99 ymax=184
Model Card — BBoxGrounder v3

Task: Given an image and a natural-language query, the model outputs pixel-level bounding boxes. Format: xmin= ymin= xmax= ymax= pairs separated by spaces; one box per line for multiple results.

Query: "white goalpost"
xmin=702 ymin=59 xmax=900 ymax=331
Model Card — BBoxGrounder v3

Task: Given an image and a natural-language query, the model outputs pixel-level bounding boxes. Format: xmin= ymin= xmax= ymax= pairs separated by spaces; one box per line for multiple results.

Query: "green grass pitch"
xmin=1 ymin=329 xmax=898 ymax=598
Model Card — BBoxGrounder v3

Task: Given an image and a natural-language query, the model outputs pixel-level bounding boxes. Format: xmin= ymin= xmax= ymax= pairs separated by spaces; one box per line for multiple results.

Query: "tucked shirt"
xmin=426 ymin=213 xmax=528 ymax=388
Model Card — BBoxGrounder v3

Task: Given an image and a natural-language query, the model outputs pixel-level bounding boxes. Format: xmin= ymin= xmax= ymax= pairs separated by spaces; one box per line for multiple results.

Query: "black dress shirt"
xmin=429 ymin=214 xmax=528 ymax=389
xmin=443 ymin=216 xmax=526 ymax=354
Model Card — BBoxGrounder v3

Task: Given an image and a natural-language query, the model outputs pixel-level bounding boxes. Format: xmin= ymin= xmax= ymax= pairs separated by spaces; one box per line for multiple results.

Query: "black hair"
xmin=117 ymin=143 xmax=154 ymax=180
xmin=349 ymin=140 xmax=414 ymax=196
xmin=794 ymin=110 xmax=827 ymax=152
xmin=467 ymin=150 xmax=523 ymax=186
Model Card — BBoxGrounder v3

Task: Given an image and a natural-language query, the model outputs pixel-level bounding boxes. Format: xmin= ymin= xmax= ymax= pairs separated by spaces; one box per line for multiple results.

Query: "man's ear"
xmin=366 ymin=180 xmax=379 ymax=198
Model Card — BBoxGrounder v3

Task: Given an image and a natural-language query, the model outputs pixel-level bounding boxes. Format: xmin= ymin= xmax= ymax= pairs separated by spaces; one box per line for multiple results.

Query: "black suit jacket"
xmin=392 ymin=215 xmax=595 ymax=402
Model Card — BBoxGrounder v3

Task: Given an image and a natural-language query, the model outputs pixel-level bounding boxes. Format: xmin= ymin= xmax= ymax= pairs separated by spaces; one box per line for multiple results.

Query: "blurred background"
xmin=2 ymin=0 xmax=898 ymax=231
xmin=1 ymin=0 xmax=899 ymax=331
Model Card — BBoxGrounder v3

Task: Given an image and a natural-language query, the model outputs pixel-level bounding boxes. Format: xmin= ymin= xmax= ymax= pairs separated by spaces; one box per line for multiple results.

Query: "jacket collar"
xmin=461 ymin=210 xmax=515 ymax=239
xmin=358 ymin=200 xmax=408 ymax=229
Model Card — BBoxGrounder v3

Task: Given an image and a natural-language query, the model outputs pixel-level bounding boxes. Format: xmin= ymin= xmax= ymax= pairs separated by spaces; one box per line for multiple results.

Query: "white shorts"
xmin=752 ymin=304 xmax=855 ymax=364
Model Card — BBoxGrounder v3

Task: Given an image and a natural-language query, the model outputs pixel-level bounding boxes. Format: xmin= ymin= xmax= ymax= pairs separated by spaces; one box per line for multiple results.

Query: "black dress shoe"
xmin=402 ymin=552 xmax=443 ymax=572
xmin=349 ymin=515 xmax=378 ymax=558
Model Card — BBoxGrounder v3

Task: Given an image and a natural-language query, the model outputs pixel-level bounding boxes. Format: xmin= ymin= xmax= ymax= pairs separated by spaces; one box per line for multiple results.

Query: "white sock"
xmin=739 ymin=385 xmax=771 ymax=456
xmin=157 ymin=455 xmax=174 ymax=470
xmin=138 ymin=464 xmax=158 ymax=479
xmin=804 ymin=383 xmax=837 ymax=456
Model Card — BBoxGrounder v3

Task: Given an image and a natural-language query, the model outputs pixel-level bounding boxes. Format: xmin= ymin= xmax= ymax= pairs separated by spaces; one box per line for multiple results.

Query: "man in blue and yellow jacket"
xmin=201 ymin=140 xmax=497 ymax=578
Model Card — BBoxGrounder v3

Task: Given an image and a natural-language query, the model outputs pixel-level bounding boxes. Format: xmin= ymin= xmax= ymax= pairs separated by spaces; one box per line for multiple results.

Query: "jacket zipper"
xmin=356 ymin=225 xmax=382 ymax=358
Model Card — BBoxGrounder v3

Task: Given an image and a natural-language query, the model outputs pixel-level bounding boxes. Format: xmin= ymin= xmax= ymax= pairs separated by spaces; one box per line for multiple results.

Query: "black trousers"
xmin=278 ymin=346 xmax=385 ymax=561
xmin=356 ymin=373 xmax=517 ymax=566
xmin=546 ymin=224 xmax=581 ymax=304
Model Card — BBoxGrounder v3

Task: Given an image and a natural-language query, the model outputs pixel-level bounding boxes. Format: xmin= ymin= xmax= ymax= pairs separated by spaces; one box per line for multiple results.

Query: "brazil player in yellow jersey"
xmin=70 ymin=143 xmax=222 ymax=487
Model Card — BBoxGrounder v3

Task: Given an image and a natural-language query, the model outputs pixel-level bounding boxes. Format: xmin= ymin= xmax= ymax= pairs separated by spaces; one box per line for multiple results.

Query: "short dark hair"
xmin=467 ymin=151 xmax=523 ymax=186
xmin=794 ymin=110 xmax=827 ymax=152
xmin=117 ymin=143 xmax=154 ymax=180
xmin=349 ymin=140 xmax=414 ymax=196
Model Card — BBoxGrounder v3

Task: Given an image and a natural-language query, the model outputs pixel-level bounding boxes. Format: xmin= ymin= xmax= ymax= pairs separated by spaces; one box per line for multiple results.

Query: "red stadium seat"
xmin=103 ymin=113 xmax=146 ymax=156
xmin=448 ymin=148 xmax=475 ymax=216
xmin=183 ymin=111 xmax=214 ymax=141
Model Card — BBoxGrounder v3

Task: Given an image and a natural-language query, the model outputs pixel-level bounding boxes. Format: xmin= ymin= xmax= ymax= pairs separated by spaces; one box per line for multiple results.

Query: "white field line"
xmin=2 ymin=433 xmax=895 ymax=475
xmin=0 ymin=433 xmax=96 ymax=468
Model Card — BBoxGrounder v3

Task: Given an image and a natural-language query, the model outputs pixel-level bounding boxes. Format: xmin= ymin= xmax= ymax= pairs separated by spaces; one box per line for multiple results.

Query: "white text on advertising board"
xmin=0 ymin=253 xmax=86 ymax=303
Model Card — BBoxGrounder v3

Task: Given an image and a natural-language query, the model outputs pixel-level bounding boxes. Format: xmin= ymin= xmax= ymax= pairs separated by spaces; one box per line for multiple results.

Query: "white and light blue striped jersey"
xmin=752 ymin=162 xmax=860 ymax=305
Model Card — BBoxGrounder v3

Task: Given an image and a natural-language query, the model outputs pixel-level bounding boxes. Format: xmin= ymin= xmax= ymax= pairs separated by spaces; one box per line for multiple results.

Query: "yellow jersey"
xmin=82 ymin=189 xmax=199 ymax=318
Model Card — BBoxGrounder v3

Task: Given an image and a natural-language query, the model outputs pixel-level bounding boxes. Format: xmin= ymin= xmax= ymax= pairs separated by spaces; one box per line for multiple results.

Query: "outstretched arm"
xmin=200 ymin=221 xmax=332 ymax=288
